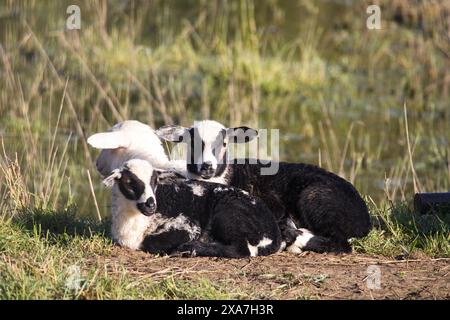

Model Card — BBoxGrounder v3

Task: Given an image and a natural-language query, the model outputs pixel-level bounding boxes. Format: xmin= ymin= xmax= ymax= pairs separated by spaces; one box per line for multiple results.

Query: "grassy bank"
xmin=0 ymin=216 xmax=231 ymax=299
xmin=0 ymin=200 xmax=448 ymax=299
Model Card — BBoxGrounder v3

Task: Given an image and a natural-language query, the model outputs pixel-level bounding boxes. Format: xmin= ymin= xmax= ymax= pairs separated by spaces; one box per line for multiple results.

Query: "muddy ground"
xmin=96 ymin=248 xmax=449 ymax=300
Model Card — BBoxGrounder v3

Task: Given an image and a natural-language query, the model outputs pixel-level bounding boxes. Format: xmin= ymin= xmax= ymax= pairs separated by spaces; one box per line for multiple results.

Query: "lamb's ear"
xmin=102 ymin=169 xmax=122 ymax=188
xmin=87 ymin=132 xmax=130 ymax=149
xmin=226 ymin=126 xmax=258 ymax=143
xmin=156 ymin=125 xmax=188 ymax=143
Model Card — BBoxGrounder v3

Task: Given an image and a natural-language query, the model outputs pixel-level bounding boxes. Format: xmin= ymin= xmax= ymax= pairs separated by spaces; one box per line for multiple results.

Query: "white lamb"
xmin=87 ymin=120 xmax=185 ymax=176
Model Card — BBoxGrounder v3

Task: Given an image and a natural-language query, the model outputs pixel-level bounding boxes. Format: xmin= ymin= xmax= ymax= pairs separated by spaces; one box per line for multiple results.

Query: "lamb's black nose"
xmin=137 ymin=198 xmax=156 ymax=216
xmin=146 ymin=197 xmax=155 ymax=207
xmin=201 ymin=161 xmax=212 ymax=171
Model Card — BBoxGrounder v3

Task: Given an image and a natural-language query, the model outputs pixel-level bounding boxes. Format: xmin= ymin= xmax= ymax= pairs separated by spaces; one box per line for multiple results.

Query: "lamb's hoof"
xmin=286 ymin=244 xmax=303 ymax=254
xmin=175 ymin=243 xmax=197 ymax=257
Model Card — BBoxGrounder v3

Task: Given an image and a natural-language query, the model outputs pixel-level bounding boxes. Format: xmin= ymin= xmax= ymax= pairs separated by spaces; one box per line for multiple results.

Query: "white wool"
xmin=190 ymin=184 xmax=205 ymax=196
xmin=110 ymin=185 xmax=152 ymax=250
xmin=88 ymin=120 xmax=186 ymax=177
xmin=257 ymin=237 xmax=273 ymax=248
xmin=193 ymin=120 xmax=225 ymax=144
xmin=147 ymin=214 xmax=200 ymax=241
xmin=247 ymin=243 xmax=258 ymax=257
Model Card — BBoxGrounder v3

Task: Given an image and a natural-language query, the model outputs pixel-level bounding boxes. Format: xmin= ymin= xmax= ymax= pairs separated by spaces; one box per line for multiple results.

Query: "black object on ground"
xmin=414 ymin=192 xmax=450 ymax=214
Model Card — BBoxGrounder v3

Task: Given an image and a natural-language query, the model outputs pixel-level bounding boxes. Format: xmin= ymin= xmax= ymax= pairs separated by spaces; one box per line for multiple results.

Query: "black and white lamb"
xmin=156 ymin=120 xmax=372 ymax=253
xmin=103 ymin=158 xmax=282 ymax=258
xmin=88 ymin=121 xmax=190 ymax=252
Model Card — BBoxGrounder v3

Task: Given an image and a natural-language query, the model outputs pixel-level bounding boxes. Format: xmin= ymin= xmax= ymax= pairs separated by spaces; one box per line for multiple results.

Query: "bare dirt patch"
xmin=94 ymin=248 xmax=450 ymax=300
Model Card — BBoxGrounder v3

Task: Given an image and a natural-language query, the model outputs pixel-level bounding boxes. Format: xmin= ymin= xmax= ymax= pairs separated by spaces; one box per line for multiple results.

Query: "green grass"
xmin=354 ymin=202 xmax=450 ymax=258
xmin=0 ymin=207 xmax=236 ymax=299
xmin=0 ymin=201 xmax=448 ymax=299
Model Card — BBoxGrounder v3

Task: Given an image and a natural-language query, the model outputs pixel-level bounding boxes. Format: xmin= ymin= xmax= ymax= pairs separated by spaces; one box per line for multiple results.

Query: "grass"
xmin=354 ymin=201 xmax=450 ymax=258
xmin=0 ymin=0 xmax=449 ymax=299
xmin=0 ymin=199 xmax=447 ymax=299
xmin=0 ymin=207 xmax=237 ymax=299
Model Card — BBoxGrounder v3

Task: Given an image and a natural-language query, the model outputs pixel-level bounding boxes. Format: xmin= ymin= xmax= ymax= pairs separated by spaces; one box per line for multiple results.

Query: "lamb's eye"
xmin=119 ymin=183 xmax=137 ymax=200
xmin=118 ymin=171 xmax=145 ymax=201
xmin=223 ymin=142 xmax=227 ymax=147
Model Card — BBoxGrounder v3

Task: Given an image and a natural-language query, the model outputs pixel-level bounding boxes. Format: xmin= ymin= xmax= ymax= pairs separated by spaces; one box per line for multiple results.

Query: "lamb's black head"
xmin=156 ymin=120 xmax=258 ymax=179
xmin=103 ymin=159 xmax=160 ymax=216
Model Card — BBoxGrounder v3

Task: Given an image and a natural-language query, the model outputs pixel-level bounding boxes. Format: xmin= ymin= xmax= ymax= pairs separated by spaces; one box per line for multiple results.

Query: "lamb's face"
xmin=187 ymin=121 xmax=228 ymax=179
xmin=104 ymin=159 xmax=159 ymax=216
xmin=156 ymin=120 xmax=258 ymax=179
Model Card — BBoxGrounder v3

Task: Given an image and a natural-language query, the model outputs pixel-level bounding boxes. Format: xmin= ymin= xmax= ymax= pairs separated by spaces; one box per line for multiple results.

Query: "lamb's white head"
xmin=156 ymin=120 xmax=258 ymax=179
xmin=87 ymin=120 xmax=169 ymax=177
xmin=103 ymin=159 xmax=160 ymax=216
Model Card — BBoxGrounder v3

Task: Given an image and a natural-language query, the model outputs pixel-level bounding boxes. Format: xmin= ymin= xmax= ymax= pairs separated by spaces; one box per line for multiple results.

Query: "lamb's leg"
xmin=285 ymin=228 xmax=351 ymax=253
xmin=279 ymin=217 xmax=301 ymax=247
xmin=175 ymin=240 xmax=250 ymax=258
xmin=280 ymin=216 xmax=351 ymax=254
xmin=288 ymin=183 xmax=370 ymax=253
xmin=301 ymin=233 xmax=351 ymax=253
xmin=141 ymin=229 xmax=192 ymax=255
xmin=257 ymin=193 xmax=299 ymax=251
